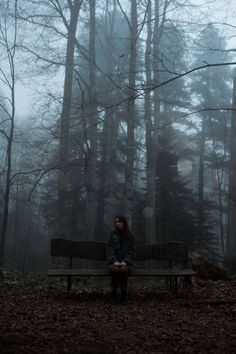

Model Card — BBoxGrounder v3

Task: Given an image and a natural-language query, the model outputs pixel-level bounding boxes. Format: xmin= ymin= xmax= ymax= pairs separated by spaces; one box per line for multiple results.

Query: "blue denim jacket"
xmin=106 ymin=230 xmax=136 ymax=265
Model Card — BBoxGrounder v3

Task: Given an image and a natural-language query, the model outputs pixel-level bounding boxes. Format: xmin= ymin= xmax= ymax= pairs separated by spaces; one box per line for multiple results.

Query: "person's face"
xmin=115 ymin=218 xmax=124 ymax=231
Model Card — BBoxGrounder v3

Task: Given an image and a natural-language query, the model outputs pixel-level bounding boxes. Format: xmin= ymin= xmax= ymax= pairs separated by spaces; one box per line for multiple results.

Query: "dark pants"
xmin=109 ymin=264 xmax=132 ymax=291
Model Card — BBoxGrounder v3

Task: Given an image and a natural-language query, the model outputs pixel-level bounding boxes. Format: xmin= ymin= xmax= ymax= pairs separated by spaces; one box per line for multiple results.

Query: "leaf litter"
xmin=0 ymin=281 xmax=236 ymax=353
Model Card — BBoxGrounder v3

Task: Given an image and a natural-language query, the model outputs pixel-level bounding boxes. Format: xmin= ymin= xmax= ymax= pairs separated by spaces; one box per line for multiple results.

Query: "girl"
xmin=106 ymin=215 xmax=136 ymax=304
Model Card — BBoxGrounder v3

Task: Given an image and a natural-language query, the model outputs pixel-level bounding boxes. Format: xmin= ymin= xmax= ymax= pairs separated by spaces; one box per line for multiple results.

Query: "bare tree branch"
xmin=159 ymin=107 xmax=236 ymax=130
xmin=141 ymin=61 xmax=236 ymax=96
xmin=116 ymin=0 xmax=131 ymax=31
xmin=0 ymin=102 xmax=11 ymax=119
xmin=0 ymin=129 xmax=9 ymax=141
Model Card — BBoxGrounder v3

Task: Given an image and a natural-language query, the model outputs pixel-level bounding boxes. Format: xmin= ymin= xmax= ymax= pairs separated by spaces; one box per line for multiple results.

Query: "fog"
xmin=1 ymin=0 xmax=236 ymax=272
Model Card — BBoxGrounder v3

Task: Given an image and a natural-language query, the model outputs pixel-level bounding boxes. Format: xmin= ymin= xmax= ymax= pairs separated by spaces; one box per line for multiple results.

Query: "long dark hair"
xmin=114 ymin=214 xmax=133 ymax=240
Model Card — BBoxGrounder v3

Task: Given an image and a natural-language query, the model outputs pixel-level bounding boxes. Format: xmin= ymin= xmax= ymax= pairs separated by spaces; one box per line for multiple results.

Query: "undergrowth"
xmin=0 ymin=268 xmax=167 ymax=293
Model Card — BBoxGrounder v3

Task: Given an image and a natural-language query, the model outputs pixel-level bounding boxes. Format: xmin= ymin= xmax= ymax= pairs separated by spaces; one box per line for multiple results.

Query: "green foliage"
xmin=156 ymin=128 xmax=199 ymax=249
xmin=0 ymin=268 xmax=48 ymax=288
xmin=155 ymin=126 xmax=217 ymax=256
xmin=158 ymin=22 xmax=190 ymax=108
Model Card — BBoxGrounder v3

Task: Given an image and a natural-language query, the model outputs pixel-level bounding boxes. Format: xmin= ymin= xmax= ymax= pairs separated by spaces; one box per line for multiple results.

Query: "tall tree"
xmin=144 ymin=0 xmax=155 ymax=244
xmin=145 ymin=0 xmax=170 ymax=243
xmin=191 ymin=25 xmax=231 ymax=256
xmin=85 ymin=0 xmax=98 ymax=239
xmin=58 ymin=0 xmax=82 ymax=237
xmin=16 ymin=0 xmax=83 ymax=237
xmin=125 ymin=0 xmax=138 ymax=222
xmin=227 ymin=77 xmax=236 ymax=258
xmin=156 ymin=128 xmax=199 ymax=248
xmin=0 ymin=0 xmax=18 ymax=267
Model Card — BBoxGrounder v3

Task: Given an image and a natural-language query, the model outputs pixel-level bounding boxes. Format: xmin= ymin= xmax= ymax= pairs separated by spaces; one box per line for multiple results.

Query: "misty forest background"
xmin=1 ymin=0 xmax=236 ymax=273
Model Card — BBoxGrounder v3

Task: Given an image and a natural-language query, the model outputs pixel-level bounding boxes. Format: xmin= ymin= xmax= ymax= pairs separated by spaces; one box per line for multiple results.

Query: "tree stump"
xmin=189 ymin=251 xmax=229 ymax=281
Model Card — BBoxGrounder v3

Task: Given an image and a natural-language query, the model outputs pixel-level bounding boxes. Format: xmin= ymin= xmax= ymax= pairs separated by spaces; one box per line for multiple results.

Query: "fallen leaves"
xmin=0 ymin=282 xmax=236 ymax=353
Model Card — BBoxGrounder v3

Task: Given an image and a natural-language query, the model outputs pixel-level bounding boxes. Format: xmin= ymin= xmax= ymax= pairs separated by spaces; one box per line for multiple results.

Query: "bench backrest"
xmin=51 ymin=239 xmax=106 ymax=260
xmin=50 ymin=239 xmax=190 ymax=267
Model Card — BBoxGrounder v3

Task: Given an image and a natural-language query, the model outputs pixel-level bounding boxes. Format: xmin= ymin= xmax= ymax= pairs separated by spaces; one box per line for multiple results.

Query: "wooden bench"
xmin=47 ymin=238 xmax=195 ymax=294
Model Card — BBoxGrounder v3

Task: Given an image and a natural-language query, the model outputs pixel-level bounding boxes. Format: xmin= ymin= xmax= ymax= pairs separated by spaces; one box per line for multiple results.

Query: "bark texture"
xmin=227 ymin=77 xmax=236 ymax=257
xmin=58 ymin=0 xmax=81 ymax=237
xmin=125 ymin=0 xmax=137 ymax=222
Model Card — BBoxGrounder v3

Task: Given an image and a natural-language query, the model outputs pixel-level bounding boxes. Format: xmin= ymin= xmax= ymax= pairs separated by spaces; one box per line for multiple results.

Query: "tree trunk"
xmin=147 ymin=0 xmax=160 ymax=243
xmin=96 ymin=0 xmax=117 ymax=235
xmin=86 ymin=0 xmax=98 ymax=240
xmin=125 ymin=0 xmax=137 ymax=222
xmin=189 ymin=251 xmax=229 ymax=281
xmin=209 ymin=114 xmax=227 ymax=258
xmin=227 ymin=77 xmax=236 ymax=258
xmin=144 ymin=0 xmax=156 ymax=244
xmin=58 ymin=0 xmax=81 ymax=237
xmin=0 ymin=0 xmax=17 ymax=267
xmin=146 ymin=0 xmax=169 ymax=244
xmin=198 ymin=116 xmax=206 ymax=249
xmin=22 ymin=202 xmax=32 ymax=274
xmin=106 ymin=112 xmax=120 ymax=221
xmin=0 ymin=114 xmax=14 ymax=268
xmin=96 ymin=109 xmax=111 ymax=237
xmin=13 ymin=182 xmax=19 ymax=264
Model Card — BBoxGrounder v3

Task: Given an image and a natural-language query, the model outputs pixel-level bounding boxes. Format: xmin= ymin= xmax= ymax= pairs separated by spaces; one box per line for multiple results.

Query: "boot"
xmin=120 ymin=289 xmax=128 ymax=305
xmin=110 ymin=290 xmax=119 ymax=305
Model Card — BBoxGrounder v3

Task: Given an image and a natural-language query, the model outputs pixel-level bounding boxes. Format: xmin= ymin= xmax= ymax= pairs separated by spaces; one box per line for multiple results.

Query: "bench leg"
xmin=167 ymin=276 xmax=173 ymax=291
xmin=174 ymin=276 xmax=178 ymax=296
xmin=67 ymin=276 xmax=72 ymax=292
xmin=168 ymin=276 xmax=178 ymax=295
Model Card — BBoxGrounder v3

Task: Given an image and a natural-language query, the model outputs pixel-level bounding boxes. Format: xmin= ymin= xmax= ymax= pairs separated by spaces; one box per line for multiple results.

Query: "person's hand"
xmin=114 ymin=261 xmax=121 ymax=266
xmin=121 ymin=261 xmax=127 ymax=266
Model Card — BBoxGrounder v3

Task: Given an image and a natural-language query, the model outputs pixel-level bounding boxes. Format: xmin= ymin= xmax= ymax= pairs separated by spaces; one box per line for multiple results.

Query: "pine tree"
xmin=156 ymin=128 xmax=199 ymax=250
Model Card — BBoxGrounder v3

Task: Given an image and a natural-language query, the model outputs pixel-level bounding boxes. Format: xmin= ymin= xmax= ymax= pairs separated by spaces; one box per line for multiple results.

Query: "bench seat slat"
xmin=48 ymin=269 xmax=109 ymax=276
xmin=47 ymin=268 xmax=195 ymax=277
xmin=132 ymin=269 xmax=195 ymax=276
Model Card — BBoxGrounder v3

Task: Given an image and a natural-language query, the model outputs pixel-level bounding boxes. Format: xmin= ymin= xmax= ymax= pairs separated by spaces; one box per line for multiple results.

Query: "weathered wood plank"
xmin=47 ymin=268 xmax=195 ymax=277
xmin=48 ymin=239 xmax=195 ymax=293
xmin=136 ymin=241 xmax=189 ymax=265
xmin=50 ymin=239 xmax=190 ymax=266
xmin=48 ymin=269 xmax=109 ymax=276
xmin=50 ymin=239 xmax=106 ymax=260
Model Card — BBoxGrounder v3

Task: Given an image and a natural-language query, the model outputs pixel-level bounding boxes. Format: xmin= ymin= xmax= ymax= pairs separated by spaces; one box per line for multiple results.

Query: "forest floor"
xmin=0 ymin=273 xmax=236 ymax=354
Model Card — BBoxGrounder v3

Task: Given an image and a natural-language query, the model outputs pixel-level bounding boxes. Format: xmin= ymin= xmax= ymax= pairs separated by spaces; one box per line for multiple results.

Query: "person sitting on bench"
xmin=106 ymin=214 xmax=136 ymax=304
